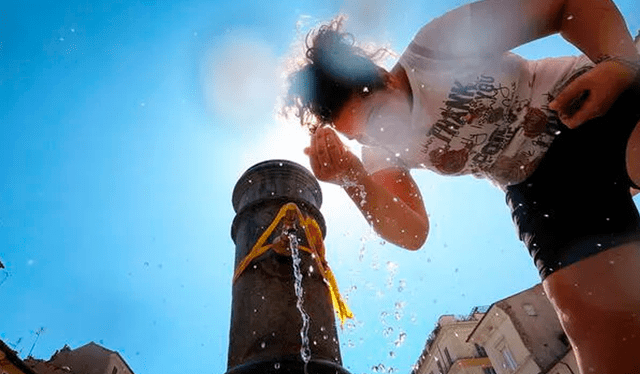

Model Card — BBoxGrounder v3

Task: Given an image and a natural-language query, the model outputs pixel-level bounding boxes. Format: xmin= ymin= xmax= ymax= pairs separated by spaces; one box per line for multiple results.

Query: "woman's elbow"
xmin=399 ymin=218 xmax=429 ymax=251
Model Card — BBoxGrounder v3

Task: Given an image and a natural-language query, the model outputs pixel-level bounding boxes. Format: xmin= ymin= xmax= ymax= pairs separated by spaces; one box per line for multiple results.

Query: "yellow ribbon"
xmin=233 ymin=202 xmax=354 ymax=325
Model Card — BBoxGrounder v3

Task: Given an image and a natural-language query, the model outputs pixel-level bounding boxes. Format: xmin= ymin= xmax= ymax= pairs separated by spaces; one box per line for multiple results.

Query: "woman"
xmin=285 ymin=0 xmax=640 ymax=372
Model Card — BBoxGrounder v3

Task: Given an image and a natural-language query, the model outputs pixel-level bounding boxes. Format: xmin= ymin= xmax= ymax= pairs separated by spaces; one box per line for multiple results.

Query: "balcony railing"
xmin=446 ymin=357 xmax=493 ymax=374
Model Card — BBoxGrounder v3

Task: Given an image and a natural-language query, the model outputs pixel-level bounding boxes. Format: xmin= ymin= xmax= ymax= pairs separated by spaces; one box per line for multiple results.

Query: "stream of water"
xmin=288 ymin=231 xmax=312 ymax=371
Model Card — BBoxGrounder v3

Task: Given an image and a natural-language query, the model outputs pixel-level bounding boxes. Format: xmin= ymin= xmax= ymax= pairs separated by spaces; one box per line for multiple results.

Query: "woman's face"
xmin=333 ymin=85 xmax=411 ymax=144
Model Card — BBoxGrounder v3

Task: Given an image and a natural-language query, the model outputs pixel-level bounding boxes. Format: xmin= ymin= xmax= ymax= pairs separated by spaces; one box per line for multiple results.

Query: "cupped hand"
xmin=304 ymin=127 xmax=366 ymax=185
xmin=549 ymin=60 xmax=637 ymax=129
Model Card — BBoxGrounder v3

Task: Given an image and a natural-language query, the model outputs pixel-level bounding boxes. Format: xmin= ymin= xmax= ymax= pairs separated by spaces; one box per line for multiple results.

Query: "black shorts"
xmin=505 ymin=84 xmax=640 ymax=279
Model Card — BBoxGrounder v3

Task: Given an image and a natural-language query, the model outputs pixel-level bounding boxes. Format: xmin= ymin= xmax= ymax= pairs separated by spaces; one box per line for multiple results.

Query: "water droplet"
xmin=397 ymin=280 xmax=406 ymax=292
xmin=248 ymin=179 xmax=253 ymax=184
xmin=274 ymin=363 xmax=280 ymax=369
xmin=379 ymin=127 xmax=385 ymax=132
xmin=261 ymin=342 xmax=266 ymax=349
xmin=567 ymin=14 xmax=574 ymax=20
xmin=383 ymin=327 xmax=394 ymax=337
xmin=609 ymin=260 xmax=615 ymax=265
xmin=278 ymin=162 xmax=283 ymax=166
xmin=59 ymin=37 xmax=64 ymax=41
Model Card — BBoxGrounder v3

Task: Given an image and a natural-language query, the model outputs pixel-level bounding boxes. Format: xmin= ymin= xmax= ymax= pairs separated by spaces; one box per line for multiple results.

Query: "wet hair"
xmin=284 ymin=17 xmax=388 ymax=133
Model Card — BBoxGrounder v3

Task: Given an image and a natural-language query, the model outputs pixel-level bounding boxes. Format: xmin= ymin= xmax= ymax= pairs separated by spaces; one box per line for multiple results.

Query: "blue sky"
xmin=1 ymin=1 xmax=638 ymax=374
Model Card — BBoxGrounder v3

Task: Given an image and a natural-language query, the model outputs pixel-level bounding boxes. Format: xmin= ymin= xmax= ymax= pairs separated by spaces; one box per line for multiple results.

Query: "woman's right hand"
xmin=306 ymin=126 xmax=429 ymax=250
xmin=304 ymin=126 xmax=366 ymax=186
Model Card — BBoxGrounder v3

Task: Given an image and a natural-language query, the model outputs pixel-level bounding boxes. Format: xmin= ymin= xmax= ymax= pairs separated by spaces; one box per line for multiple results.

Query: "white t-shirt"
xmin=362 ymin=5 xmax=594 ymax=188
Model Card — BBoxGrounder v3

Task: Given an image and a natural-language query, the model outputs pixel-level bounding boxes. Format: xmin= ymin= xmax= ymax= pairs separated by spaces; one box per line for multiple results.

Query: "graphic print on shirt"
xmin=422 ymin=74 xmax=557 ymax=184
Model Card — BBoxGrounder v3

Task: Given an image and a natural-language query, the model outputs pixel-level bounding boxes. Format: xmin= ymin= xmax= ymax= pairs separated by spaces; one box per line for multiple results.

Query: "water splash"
xmin=288 ymin=232 xmax=312 ymax=368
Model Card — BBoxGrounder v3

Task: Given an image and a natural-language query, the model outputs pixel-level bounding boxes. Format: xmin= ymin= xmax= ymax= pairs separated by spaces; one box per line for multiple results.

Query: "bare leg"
xmin=543 ymin=242 xmax=640 ymax=374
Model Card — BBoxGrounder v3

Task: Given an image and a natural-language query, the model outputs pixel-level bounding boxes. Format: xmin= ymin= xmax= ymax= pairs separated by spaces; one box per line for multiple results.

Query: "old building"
xmin=412 ymin=307 xmax=497 ymax=374
xmin=0 ymin=340 xmax=38 ymax=374
xmin=24 ymin=342 xmax=134 ymax=374
xmin=467 ymin=284 xmax=577 ymax=374
xmin=414 ymin=284 xmax=579 ymax=374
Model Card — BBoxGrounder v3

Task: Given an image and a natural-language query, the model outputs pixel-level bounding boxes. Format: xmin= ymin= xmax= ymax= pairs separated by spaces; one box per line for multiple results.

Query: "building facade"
xmin=24 ymin=342 xmax=134 ymax=374
xmin=414 ymin=284 xmax=579 ymax=374
xmin=413 ymin=307 xmax=497 ymax=374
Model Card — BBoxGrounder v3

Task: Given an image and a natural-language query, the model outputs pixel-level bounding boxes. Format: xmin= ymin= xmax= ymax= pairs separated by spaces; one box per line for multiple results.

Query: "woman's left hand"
xmin=549 ymin=59 xmax=637 ymax=129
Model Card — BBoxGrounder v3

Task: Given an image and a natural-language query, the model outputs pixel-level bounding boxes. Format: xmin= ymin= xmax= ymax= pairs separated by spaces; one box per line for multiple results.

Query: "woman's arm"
xmin=427 ymin=0 xmax=637 ymax=61
xmin=346 ymin=167 xmax=428 ymax=250
xmin=423 ymin=0 xmax=639 ymax=128
xmin=306 ymin=127 xmax=429 ymax=250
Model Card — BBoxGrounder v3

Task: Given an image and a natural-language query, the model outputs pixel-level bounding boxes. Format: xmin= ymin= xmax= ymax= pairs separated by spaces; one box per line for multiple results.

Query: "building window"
xmin=495 ymin=338 xmax=517 ymax=371
xmin=437 ymin=360 xmax=444 ymax=374
xmin=500 ymin=347 xmax=517 ymax=370
xmin=559 ymin=333 xmax=570 ymax=347
xmin=522 ymin=303 xmax=537 ymax=316
xmin=444 ymin=347 xmax=453 ymax=366
xmin=112 ymin=367 xmax=118 ymax=374
xmin=475 ymin=343 xmax=488 ymax=358
xmin=483 ymin=367 xmax=497 ymax=374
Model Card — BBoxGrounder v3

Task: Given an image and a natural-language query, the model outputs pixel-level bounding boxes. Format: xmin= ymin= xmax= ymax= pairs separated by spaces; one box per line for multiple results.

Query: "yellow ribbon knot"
xmin=233 ymin=202 xmax=354 ymax=325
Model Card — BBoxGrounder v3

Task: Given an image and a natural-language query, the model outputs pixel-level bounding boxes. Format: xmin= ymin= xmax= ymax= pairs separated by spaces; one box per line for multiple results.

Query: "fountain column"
xmin=227 ymin=160 xmax=351 ymax=374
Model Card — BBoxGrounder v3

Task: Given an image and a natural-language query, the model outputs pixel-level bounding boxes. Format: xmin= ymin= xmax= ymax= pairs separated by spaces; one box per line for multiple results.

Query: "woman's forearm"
xmin=342 ymin=172 xmax=429 ymax=250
